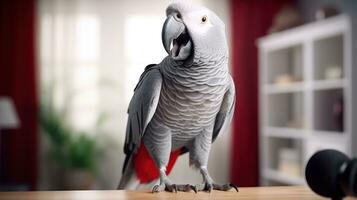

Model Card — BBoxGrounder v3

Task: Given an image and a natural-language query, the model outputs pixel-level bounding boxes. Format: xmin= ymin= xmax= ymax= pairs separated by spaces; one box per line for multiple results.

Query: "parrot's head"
xmin=162 ymin=1 xmax=228 ymax=62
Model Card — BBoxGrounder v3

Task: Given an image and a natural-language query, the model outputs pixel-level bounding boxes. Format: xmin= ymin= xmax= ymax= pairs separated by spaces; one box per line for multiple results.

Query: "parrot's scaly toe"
xmin=152 ymin=184 xmax=164 ymax=193
xmin=193 ymin=183 xmax=211 ymax=192
xmin=152 ymin=183 xmax=177 ymax=193
xmin=194 ymin=183 xmax=239 ymax=192
xmin=212 ymin=183 xmax=239 ymax=192
xmin=175 ymin=184 xmax=196 ymax=192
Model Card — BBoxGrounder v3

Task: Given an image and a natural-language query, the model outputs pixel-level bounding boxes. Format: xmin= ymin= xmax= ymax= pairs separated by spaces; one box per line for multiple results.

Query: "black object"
xmin=305 ymin=149 xmax=357 ymax=200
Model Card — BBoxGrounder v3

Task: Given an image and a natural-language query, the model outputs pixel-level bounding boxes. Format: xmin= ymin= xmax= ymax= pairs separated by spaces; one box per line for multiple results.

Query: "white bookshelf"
xmin=258 ymin=15 xmax=354 ymax=186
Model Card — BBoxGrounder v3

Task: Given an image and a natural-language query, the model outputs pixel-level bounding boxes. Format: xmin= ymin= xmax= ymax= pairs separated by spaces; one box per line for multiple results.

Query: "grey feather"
xmin=212 ymin=75 xmax=236 ymax=143
xmin=122 ymin=65 xmax=162 ymax=171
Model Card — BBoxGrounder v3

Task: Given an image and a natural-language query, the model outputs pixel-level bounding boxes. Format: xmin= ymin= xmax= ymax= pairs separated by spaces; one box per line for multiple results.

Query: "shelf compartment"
xmin=313 ymin=89 xmax=344 ymax=132
xmin=305 ymin=138 xmax=348 ymax=164
xmin=267 ymin=92 xmax=304 ymax=128
xmin=314 ymin=34 xmax=344 ymax=80
xmin=266 ymin=45 xmax=303 ymax=84
xmin=266 ymin=137 xmax=304 ymax=182
xmin=262 ymin=169 xmax=305 ymax=185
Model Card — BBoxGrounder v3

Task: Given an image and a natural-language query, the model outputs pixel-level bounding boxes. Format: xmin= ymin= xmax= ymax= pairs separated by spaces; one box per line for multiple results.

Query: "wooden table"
xmin=0 ymin=186 xmax=354 ymax=200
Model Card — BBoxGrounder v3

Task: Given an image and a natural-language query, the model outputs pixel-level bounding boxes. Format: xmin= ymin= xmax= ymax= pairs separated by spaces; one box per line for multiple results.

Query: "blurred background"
xmin=0 ymin=0 xmax=356 ymax=191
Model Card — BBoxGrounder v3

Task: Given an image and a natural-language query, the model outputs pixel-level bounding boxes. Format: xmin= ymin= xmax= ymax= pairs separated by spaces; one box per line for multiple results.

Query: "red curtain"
xmin=0 ymin=0 xmax=38 ymax=190
xmin=230 ymin=0 xmax=289 ymax=186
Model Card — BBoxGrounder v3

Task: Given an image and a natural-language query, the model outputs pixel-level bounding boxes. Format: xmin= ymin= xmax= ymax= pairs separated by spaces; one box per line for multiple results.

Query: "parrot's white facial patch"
xmin=185 ymin=11 xmax=213 ymax=35
xmin=164 ymin=2 xmax=227 ymax=61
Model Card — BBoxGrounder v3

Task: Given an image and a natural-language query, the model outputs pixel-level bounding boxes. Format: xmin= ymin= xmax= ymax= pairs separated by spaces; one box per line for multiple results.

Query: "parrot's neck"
xmin=159 ymin=55 xmax=229 ymax=87
xmin=162 ymin=53 xmax=228 ymax=71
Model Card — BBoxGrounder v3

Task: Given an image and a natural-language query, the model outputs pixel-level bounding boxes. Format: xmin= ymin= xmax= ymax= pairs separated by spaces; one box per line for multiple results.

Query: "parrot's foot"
xmin=194 ymin=183 xmax=239 ymax=193
xmin=152 ymin=184 xmax=197 ymax=193
xmin=152 ymin=183 xmax=177 ymax=193
xmin=197 ymin=166 xmax=238 ymax=192
xmin=175 ymin=184 xmax=197 ymax=192
xmin=152 ymin=167 xmax=179 ymax=193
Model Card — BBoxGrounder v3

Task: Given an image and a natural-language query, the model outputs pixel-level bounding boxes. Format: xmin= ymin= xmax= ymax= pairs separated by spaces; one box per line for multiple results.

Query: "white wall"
xmin=38 ymin=0 xmax=232 ymax=189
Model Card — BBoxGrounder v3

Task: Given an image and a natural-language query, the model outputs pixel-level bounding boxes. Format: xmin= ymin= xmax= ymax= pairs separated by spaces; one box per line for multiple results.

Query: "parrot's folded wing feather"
xmin=212 ymin=75 xmax=236 ymax=143
xmin=123 ymin=64 xmax=162 ymax=169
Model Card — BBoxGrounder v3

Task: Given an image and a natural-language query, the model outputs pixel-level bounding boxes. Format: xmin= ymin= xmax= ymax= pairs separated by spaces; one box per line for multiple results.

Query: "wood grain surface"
xmin=0 ymin=186 xmax=354 ymax=200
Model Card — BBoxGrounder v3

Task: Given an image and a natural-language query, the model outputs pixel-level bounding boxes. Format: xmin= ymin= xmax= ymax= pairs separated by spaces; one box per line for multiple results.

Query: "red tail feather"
xmin=134 ymin=142 xmax=181 ymax=183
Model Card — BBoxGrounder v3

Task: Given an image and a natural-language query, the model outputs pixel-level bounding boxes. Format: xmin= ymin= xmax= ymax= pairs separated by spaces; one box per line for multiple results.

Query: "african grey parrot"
xmin=118 ymin=1 xmax=236 ymax=193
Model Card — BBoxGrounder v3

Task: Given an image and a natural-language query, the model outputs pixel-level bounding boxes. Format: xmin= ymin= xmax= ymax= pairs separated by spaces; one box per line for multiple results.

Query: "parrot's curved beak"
xmin=162 ymin=15 xmax=192 ymax=60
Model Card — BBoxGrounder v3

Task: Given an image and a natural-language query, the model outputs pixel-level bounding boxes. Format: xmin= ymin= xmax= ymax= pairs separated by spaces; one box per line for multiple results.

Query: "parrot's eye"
xmin=176 ymin=13 xmax=181 ymax=19
xmin=201 ymin=15 xmax=207 ymax=23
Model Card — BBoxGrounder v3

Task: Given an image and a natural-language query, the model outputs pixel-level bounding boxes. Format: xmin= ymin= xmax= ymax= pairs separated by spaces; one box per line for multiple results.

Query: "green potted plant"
xmin=39 ymin=107 xmax=103 ymax=189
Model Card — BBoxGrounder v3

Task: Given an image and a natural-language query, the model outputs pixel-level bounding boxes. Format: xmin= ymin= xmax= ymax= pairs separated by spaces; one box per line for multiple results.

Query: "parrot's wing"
xmin=212 ymin=75 xmax=236 ymax=143
xmin=122 ymin=64 xmax=162 ymax=170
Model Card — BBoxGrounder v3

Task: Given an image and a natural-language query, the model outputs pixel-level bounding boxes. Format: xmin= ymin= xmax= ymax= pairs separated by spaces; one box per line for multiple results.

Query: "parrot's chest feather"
xmin=154 ymin=60 xmax=229 ymax=144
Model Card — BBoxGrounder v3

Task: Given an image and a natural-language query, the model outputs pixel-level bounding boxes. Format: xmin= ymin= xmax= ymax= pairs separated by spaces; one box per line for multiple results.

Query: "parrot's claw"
xmin=194 ymin=183 xmax=239 ymax=192
xmin=152 ymin=183 xmax=177 ymax=193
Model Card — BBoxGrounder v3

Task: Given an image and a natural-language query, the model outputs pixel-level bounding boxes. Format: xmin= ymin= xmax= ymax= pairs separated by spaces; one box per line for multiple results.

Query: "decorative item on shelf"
xmin=315 ymin=5 xmax=340 ymax=21
xmin=324 ymin=65 xmax=342 ymax=80
xmin=332 ymin=96 xmax=343 ymax=132
xmin=274 ymin=74 xmax=301 ymax=85
xmin=278 ymin=148 xmax=301 ymax=177
xmin=286 ymin=118 xmax=303 ymax=129
xmin=269 ymin=5 xmax=303 ymax=34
